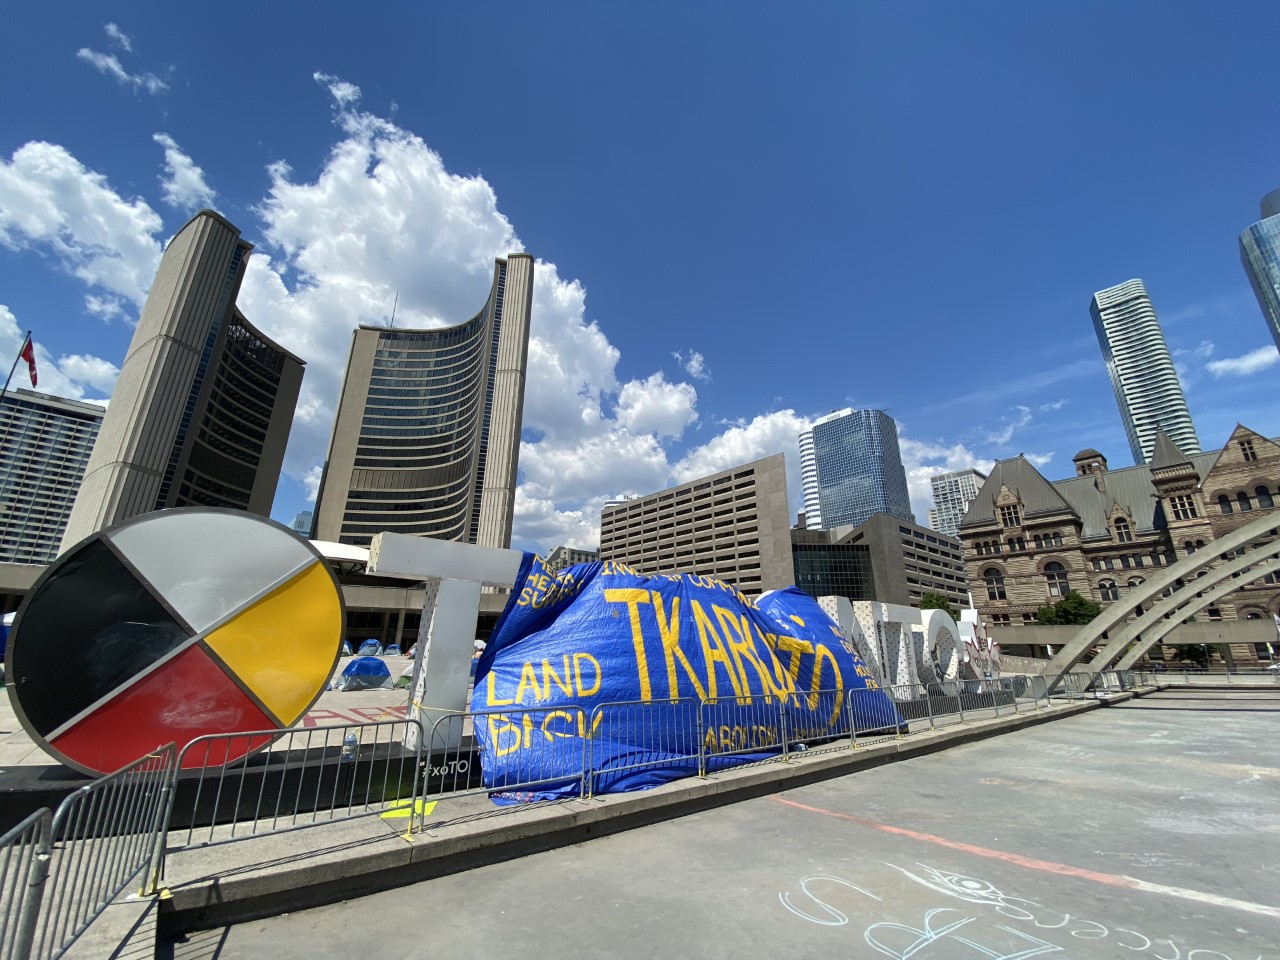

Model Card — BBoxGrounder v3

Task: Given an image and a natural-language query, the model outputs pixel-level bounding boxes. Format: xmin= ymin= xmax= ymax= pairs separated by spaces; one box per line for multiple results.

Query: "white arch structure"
xmin=1042 ymin=511 xmax=1280 ymax=687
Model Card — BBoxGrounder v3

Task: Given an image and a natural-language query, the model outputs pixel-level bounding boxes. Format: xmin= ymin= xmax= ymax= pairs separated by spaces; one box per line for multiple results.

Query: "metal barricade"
xmin=171 ymin=719 xmax=424 ymax=850
xmin=887 ymin=682 xmax=934 ymax=733
xmin=1 ymin=810 xmax=51 ymax=960
xmin=925 ymin=680 xmax=966 ymax=728
xmin=848 ymin=686 xmax=907 ymax=747
xmin=699 ymin=693 xmax=788 ymax=772
xmin=426 ymin=706 xmax=588 ymax=816
xmin=30 ymin=744 xmax=174 ymax=960
xmin=1016 ymin=674 xmax=1047 ymax=710
xmin=992 ymin=677 xmax=1019 ymax=716
xmin=586 ymin=698 xmax=700 ymax=797
xmin=785 ymin=687 xmax=853 ymax=753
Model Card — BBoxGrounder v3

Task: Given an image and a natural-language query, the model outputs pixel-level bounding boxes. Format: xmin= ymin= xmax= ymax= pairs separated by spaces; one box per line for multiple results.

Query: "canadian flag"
xmin=19 ymin=335 xmax=36 ymax=387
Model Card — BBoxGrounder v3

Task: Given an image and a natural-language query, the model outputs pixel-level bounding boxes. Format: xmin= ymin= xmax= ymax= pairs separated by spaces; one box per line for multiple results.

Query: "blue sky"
xmin=2 ymin=3 xmax=1279 ymax=553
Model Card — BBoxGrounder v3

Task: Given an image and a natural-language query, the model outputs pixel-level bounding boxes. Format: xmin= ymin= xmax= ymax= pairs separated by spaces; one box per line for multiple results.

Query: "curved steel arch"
xmin=1083 ymin=536 xmax=1280 ymax=671
xmin=1112 ymin=554 xmax=1280 ymax=670
xmin=1040 ymin=511 xmax=1280 ymax=687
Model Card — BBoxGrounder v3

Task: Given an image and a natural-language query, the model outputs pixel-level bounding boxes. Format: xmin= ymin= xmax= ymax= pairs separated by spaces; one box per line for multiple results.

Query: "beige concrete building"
xmin=59 ymin=211 xmax=303 ymax=552
xmin=598 ymin=454 xmax=793 ymax=595
xmin=959 ymin=425 xmax=1280 ymax=664
xmin=312 ymin=255 xmax=533 ymax=550
xmin=544 ymin=545 xmax=599 ymax=572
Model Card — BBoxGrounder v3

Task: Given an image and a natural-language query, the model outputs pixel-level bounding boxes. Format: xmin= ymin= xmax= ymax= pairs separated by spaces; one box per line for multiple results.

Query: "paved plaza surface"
xmin=175 ymin=689 xmax=1279 ymax=960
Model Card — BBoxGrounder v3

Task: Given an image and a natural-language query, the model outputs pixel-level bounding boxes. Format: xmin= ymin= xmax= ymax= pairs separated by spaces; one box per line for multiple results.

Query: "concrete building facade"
xmin=312 ymin=255 xmax=533 ymax=549
xmin=544 ymin=545 xmax=599 ymax=572
xmin=928 ymin=468 xmax=987 ymax=539
xmin=598 ymin=454 xmax=793 ymax=595
xmin=0 ymin=389 xmax=104 ymax=564
xmin=799 ymin=408 xmax=913 ymax=529
xmin=60 ymin=210 xmax=303 ymax=552
xmin=958 ymin=426 xmax=1280 ymax=664
xmin=1090 ymin=278 xmax=1199 ymax=465
xmin=1239 ymin=188 xmax=1280 ymax=353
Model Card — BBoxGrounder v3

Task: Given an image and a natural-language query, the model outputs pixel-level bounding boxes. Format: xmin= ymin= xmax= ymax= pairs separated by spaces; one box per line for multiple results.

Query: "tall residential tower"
xmin=1240 ymin=188 xmax=1280 ymax=353
xmin=1089 ymin=279 xmax=1199 ymax=466
xmin=799 ymin=408 xmax=913 ymax=530
xmin=928 ymin=467 xmax=987 ymax=539
xmin=312 ymin=255 xmax=533 ymax=549
xmin=60 ymin=210 xmax=304 ymax=552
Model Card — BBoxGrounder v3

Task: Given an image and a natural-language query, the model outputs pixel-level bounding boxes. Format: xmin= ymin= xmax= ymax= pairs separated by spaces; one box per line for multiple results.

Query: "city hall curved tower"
xmin=60 ymin=210 xmax=304 ymax=552
xmin=312 ymin=254 xmax=533 ymax=549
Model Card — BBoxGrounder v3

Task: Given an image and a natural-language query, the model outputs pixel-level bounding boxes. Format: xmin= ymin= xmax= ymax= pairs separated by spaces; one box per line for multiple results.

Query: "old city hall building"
xmin=958 ymin=425 xmax=1280 ymax=663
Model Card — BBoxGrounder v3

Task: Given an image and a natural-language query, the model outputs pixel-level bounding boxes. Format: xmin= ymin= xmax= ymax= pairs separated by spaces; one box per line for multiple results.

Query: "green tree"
xmin=919 ymin=592 xmax=958 ymax=621
xmin=1035 ymin=590 xmax=1101 ymax=626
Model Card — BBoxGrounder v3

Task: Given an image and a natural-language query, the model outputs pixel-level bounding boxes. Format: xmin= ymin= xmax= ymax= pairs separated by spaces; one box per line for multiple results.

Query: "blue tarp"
xmin=335 ymin=655 xmax=391 ymax=691
xmin=472 ymin=555 xmax=899 ymax=801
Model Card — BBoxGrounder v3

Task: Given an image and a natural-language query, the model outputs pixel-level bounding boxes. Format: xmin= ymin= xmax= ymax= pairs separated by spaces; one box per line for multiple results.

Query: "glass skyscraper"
xmin=798 ymin=408 xmax=914 ymax=529
xmin=1090 ymin=279 xmax=1199 ymax=466
xmin=1240 ymin=188 xmax=1280 ymax=353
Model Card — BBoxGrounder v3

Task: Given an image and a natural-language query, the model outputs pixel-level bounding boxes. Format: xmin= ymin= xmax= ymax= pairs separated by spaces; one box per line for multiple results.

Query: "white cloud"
xmin=313 ymin=72 xmax=362 ymax=107
xmin=898 ymin=435 xmax=996 ymax=525
xmin=1038 ymin=398 xmax=1068 ymax=413
xmin=985 ymin=404 xmax=1033 ymax=445
xmin=152 ymin=133 xmax=216 ymax=210
xmin=104 ymin=23 xmax=133 ymax=52
xmin=1207 ymin=345 xmax=1279 ymax=378
xmin=75 ymin=48 xmax=168 ymax=95
xmin=674 ymin=409 xmax=811 ymax=519
xmin=1025 ymin=452 xmax=1054 ymax=468
xmin=0 ymin=305 xmax=115 ymax=404
xmin=0 ymin=141 xmax=163 ymax=307
xmin=84 ymin=294 xmax=127 ymax=323
xmin=672 ymin=349 xmax=711 ymax=382
xmin=614 ymin=372 xmax=697 ymax=438
xmin=56 ymin=354 xmax=120 ymax=393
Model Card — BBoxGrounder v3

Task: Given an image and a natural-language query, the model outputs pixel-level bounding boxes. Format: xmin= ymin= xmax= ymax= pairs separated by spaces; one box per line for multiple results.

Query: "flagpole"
xmin=0 ymin=331 xmax=32 ymax=409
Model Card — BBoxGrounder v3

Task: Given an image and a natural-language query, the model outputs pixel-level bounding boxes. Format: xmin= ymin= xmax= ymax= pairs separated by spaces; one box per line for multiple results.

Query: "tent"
xmin=334 ymin=656 xmax=392 ymax=691
xmin=356 ymin=638 xmax=381 ymax=656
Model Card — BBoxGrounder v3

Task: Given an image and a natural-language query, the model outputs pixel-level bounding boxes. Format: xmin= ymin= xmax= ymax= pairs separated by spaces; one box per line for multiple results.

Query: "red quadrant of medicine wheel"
xmin=51 ymin=645 xmax=277 ymax=772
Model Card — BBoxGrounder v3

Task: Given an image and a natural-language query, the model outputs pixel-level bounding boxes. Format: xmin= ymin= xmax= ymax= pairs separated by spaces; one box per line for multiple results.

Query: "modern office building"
xmin=1239 ymin=188 xmax=1280 ymax=352
xmin=598 ymin=454 xmax=793 ymax=595
xmin=794 ymin=514 xmax=967 ymax=609
xmin=928 ymin=468 xmax=987 ymax=539
xmin=312 ymin=254 xmax=534 ymax=549
xmin=1089 ymin=279 xmax=1199 ymax=466
xmin=543 ymin=544 xmax=599 ymax=572
xmin=60 ymin=210 xmax=304 ymax=552
xmin=798 ymin=408 xmax=913 ymax=529
xmin=0 ymin=389 xmax=104 ymax=563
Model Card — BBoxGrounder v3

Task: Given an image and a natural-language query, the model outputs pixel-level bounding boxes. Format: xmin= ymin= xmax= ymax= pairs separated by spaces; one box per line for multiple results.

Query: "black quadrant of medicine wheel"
xmin=10 ymin=534 xmax=197 ymax=738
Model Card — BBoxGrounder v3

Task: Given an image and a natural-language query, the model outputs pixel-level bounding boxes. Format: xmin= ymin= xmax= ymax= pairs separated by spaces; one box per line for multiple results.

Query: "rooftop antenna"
xmin=389 ymin=292 xmax=399 ymax=328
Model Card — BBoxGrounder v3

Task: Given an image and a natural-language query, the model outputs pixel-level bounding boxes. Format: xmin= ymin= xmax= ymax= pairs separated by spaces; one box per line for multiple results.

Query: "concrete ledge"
xmin=158 ymin=699 xmax=1100 ymax=937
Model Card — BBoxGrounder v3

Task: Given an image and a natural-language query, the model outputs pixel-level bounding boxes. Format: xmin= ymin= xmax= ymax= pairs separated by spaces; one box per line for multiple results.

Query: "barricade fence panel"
xmin=171 ymin=719 xmax=423 ymax=851
xmin=587 ymin=698 xmax=700 ymax=797
xmin=32 ymin=744 xmax=175 ymax=960
xmin=786 ymin=688 xmax=853 ymax=753
xmin=848 ymin=686 xmax=906 ymax=747
xmin=925 ymin=680 xmax=968 ymax=728
xmin=426 ymin=706 xmax=588 ymax=818
xmin=0 ymin=809 xmax=51 ymax=960
xmin=700 ymin=693 xmax=788 ymax=769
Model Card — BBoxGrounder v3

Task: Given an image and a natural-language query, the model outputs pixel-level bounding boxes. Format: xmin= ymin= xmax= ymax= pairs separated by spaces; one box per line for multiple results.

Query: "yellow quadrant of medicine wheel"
xmin=202 ymin=561 xmax=343 ymax=725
